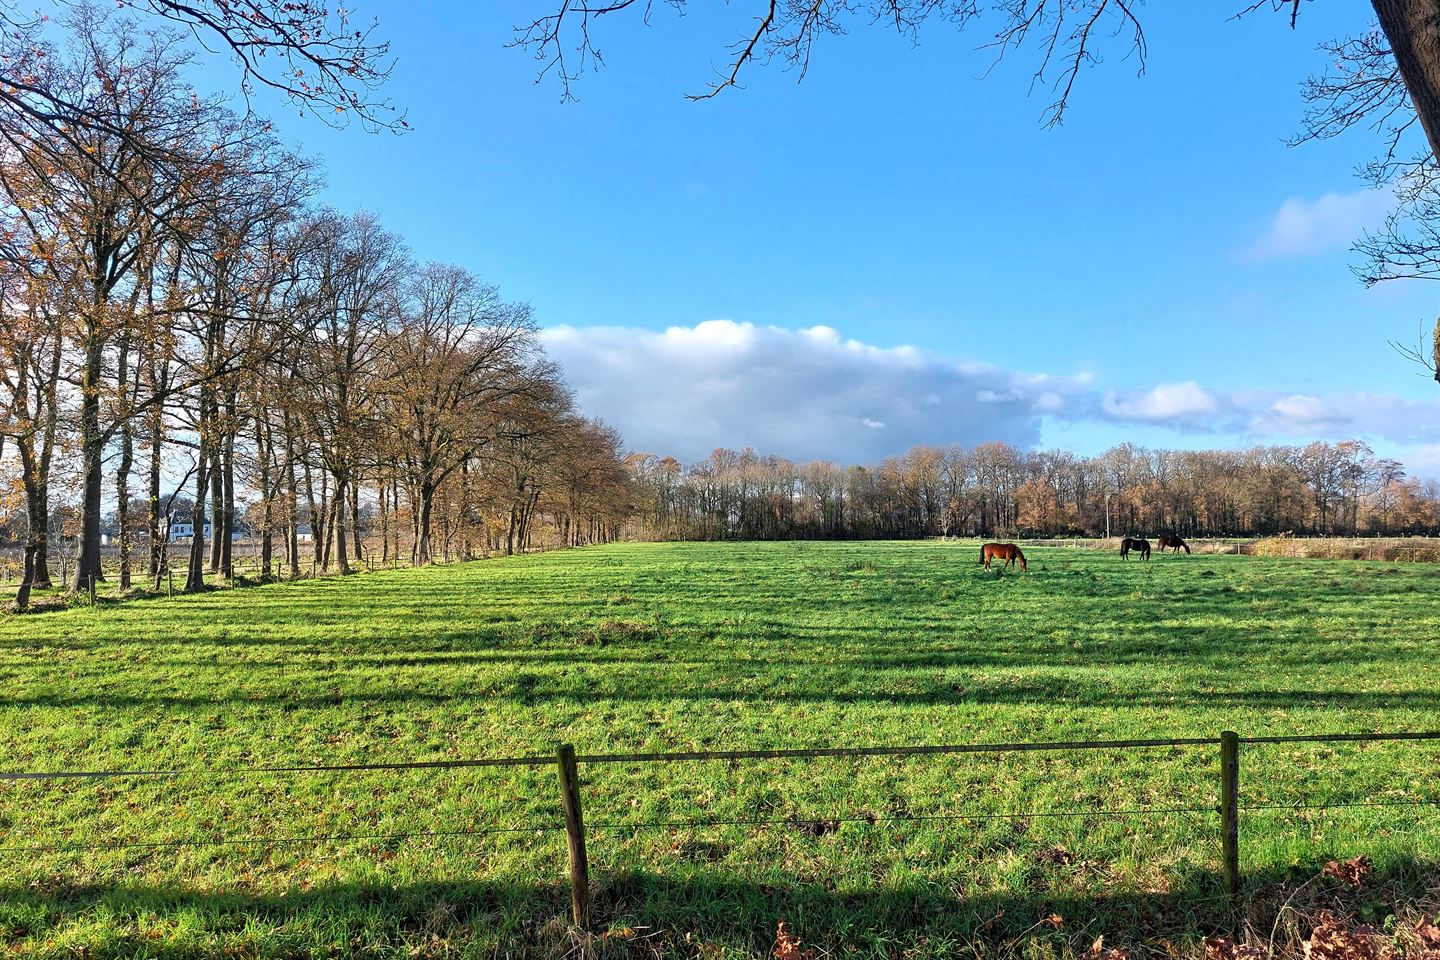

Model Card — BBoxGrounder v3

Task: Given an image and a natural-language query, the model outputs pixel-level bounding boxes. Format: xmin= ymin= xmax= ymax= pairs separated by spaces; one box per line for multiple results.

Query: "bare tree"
xmin=382 ymin=264 xmax=541 ymax=564
xmin=0 ymin=0 xmax=397 ymax=175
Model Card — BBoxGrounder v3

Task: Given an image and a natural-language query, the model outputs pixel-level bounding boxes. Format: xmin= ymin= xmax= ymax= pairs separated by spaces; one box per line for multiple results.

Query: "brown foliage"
xmin=1205 ymin=937 xmax=1270 ymax=960
xmin=773 ymin=920 xmax=815 ymax=960
xmin=1033 ymin=845 xmax=1077 ymax=866
xmin=1090 ymin=935 xmax=1131 ymax=960
xmin=1303 ymin=912 xmax=1393 ymax=960
xmin=1322 ymin=856 xmax=1376 ymax=887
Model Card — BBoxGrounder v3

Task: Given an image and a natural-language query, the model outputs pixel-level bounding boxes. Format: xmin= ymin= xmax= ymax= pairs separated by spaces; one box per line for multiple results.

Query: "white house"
xmin=164 ymin=519 xmax=250 ymax=543
xmin=165 ymin=520 xmax=210 ymax=543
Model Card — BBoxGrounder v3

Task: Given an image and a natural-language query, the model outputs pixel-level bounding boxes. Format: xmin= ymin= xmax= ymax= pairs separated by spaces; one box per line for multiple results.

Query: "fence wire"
xmin=0 ymin=822 xmax=564 ymax=857
xmin=586 ymin=803 xmax=1218 ymax=834
xmin=1 ymin=730 xmax=1435 ymax=871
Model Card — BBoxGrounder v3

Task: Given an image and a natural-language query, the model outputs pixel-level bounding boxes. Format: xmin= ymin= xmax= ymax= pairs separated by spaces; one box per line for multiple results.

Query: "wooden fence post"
xmin=1220 ymin=730 xmax=1240 ymax=898
xmin=556 ymin=743 xmax=591 ymax=927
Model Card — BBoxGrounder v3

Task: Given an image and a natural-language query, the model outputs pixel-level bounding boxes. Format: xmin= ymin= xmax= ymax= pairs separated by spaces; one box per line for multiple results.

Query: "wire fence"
xmin=2 ymin=729 xmax=1437 ymax=926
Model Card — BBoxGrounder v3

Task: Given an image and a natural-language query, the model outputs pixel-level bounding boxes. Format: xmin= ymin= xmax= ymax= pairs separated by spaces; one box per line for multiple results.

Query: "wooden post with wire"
xmin=556 ymin=743 xmax=591 ymax=927
xmin=1220 ymin=730 xmax=1240 ymax=898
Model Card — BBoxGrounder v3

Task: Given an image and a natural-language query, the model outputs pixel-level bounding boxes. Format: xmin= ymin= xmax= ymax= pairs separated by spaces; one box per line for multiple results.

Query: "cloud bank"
xmin=542 ymin=321 xmax=1089 ymax=462
xmin=541 ymin=321 xmax=1440 ymax=465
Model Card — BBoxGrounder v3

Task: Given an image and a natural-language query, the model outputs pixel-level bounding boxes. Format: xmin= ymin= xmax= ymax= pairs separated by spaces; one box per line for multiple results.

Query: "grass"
xmin=1 ymin=541 xmax=1439 ymax=958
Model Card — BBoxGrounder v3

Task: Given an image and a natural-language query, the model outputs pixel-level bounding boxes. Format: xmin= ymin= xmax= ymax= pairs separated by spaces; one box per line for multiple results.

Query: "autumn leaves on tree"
xmin=0 ymin=6 xmax=630 ymax=607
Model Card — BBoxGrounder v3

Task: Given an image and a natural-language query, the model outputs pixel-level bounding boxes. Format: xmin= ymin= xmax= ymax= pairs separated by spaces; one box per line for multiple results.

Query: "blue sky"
xmin=223 ymin=2 xmax=1440 ymax=469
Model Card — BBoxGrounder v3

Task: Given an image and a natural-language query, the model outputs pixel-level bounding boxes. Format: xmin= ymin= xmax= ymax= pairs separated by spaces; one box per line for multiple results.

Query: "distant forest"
xmin=623 ymin=440 xmax=1440 ymax=541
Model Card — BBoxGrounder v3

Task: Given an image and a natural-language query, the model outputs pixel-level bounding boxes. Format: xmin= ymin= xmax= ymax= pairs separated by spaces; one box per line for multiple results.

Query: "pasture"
xmin=1 ymin=541 xmax=1438 ymax=958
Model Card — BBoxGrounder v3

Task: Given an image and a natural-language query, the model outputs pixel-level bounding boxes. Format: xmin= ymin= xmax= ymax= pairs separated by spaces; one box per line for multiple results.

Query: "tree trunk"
xmin=77 ymin=331 xmax=106 ymax=592
xmin=378 ymin=482 xmax=390 ymax=563
xmin=19 ymin=449 xmax=52 ymax=590
xmin=115 ymin=336 xmax=135 ymax=592
xmin=303 ymin=457 xmax=324 ymax=571
xmin=416 ymin=480 xmax=435 ymax=564
xmin=257 ymin=416 xmax=274 ymax=579
xmin=208 ymin=446 xmax=224 ymax=572
xmin=350 ymin=482 xmax=363 ymax=561
xmin=1373 ymin=1 xmax=1440 ymax=390
xmin=116 ymin=421 xmax=134 ymax=591
xmin=15 ymin=542 xmax=36 ymax=612
xmin=332 ymin=473 xmax=351 ymax=574
xmin=185 ymin=452 xmax=209 ymax=593
xmin=1374 ymin=0 xmax=1440 ymax=160
xmin=284 ymin=431 xmax=300 ymax=579
xmin=148 ymin=411 xmax=164 ymax=579
xmin=220 ymin=418 xmax=235 ymax=579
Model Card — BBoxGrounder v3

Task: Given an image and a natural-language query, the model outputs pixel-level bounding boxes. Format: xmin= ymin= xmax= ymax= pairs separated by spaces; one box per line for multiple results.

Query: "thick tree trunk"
xmin=15 ymin=542 xmax=36 ymax=612
xmin=77 ymin=332 xmax=105 ymax=592
xmin=1373 ymin=1 xmax=1440 ymax=389
xmin=19 ymin=457 xmax=52 ymax=590
xmin=1374 ymin=0 xmax=1440 ymax=160
xmin=416 ymin=481 xmax=435 ymax=564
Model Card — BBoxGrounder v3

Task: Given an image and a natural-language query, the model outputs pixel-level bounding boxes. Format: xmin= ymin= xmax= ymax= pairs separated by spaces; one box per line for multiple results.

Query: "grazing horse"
xmin=1157 ymin=535 xmax=1190 ymax=554
xmin=1120 ymin=537 xmax=1150 ymax=561
xmin=980 ymin=542 xmax=1027 ymax=572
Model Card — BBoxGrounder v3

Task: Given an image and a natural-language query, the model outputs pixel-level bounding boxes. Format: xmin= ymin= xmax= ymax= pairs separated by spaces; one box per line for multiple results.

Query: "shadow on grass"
xmin=2 ymin=858 xmax=1436 ymax=958
xmin=2 ymin=679 xmax=1436 ymax=714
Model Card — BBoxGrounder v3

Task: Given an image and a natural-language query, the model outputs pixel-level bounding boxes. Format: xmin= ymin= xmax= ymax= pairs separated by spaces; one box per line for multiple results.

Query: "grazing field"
xmin=1 ymin=541 xmax=1439 ymax=958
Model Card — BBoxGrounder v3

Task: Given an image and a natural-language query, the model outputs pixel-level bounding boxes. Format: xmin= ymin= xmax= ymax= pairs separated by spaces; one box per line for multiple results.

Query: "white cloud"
xmin=1237 ymin=188 xmax=1392 ymax=262
xmin=540 ymin=321 xmax=1087 ymax=462
xmin=541 ymin=321 xmax=1440 ymax=465
xmin=1266 ymin=394 xmax=1342 ymax=428
xmin=1101 ymin=382 xmax=1219 ymax=422
xmin=1245 ymin=389 xmax=1439 ymax=443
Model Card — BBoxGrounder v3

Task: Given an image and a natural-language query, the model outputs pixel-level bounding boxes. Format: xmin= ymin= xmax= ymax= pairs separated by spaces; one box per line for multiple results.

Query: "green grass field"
xmin=1 ymin=541 xmax=1438 ymax=958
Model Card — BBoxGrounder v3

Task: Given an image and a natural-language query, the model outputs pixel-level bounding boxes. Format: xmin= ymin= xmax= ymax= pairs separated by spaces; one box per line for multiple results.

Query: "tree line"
xmin=0 ymin=9 xmax=630 ymax=609
xmin=624 ymin=441 xmax=1440 ymax=542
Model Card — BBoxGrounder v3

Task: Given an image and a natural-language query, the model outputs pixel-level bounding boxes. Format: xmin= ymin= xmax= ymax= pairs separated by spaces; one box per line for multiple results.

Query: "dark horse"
xmin=980 ymin=542 xmax=1027 ymax=572
xmin=1157 ymin=535 xmax=1190 ymax=554
xmin=1120 ymin=537 xmax=1150 ymax=561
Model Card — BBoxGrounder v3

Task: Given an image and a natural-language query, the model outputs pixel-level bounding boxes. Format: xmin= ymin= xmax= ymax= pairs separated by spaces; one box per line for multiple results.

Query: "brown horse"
xmin=1120 ymin=537 xmax=1150 ymax=561
xmin=980 ymin=542 xmax=1027 ymax=572
xmin=1157 ymin=535 xmax=1190 ymax=554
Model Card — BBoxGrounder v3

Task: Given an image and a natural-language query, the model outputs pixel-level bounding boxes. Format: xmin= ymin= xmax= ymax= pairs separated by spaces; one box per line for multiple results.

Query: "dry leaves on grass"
xmin=1321 ymin=856 xmax=1375 ymax=887
xmin=774 ymin=920 xmax=815 ymax=960
xmin=1304 ymin=912 xmax=1393 ymax=960
xmin=1204 ymin=936 xmax=1269 ymax=960
xmin=1090 ymin=934 xmax=1130 ymax=960
xmin=1034 ymin=846 xmax=1077 ymax=866
xmin=1408 ymin=916 xmax=1440 ymax=958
